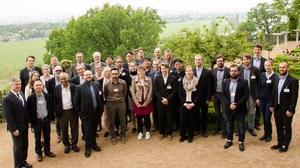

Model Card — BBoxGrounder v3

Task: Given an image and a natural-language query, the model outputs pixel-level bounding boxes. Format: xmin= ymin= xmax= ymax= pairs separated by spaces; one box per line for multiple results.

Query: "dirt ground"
xmin=1 ymin=41 xmax=300 ymax=168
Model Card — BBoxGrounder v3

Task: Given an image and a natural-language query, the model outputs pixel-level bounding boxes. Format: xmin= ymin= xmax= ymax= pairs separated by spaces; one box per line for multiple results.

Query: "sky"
xmin=0 ymin=0 xmax=274 ymax=23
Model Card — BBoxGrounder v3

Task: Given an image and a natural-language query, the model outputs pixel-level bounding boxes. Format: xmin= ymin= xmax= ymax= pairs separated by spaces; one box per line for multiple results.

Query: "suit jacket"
xmin=212 ymin=67 xmax=230 ymax=95
xmin=271 ymin=74 xmax=299 ymax=114
xmin=74 ymin=82 xmax=104 ymax=120
xmin=27 ymin=92 xmax=54 ymax=127
xmin=69 ymin=75 xmax=82 ymax=85
xmin=46 ymin=77 xmax=59 ymax=97
xmin=193 ymin=67 xmax=212 ymax=103
xmin=96 ymin=79 xmax=105 ymax=103
xmin=239 ymin=65 xmax=260 ymax=100
xmin=19 ymin=66 xmax=42 ymax=93
xmin=53 ymin=83 xmax=76 ymax=118
xmin=119 ymin=68 xmax=132 ymax=97
xmin=2 ymin=91 xmax=29 ymax=133
xmin=71 ymin=63 xmax=91 ymax=78
xmin=222 ymin=78 xmax=249 ymax=115
xmin=251 ymin=56 xmax=266 ymax=73
xmin=153 ymin=73 xmax=177 ymax=108
xmin=49 ymin=66 xmax=66 ymax=75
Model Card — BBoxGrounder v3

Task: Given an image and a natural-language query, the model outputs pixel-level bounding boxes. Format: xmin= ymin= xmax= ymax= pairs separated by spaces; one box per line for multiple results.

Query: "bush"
xmin=274 ymin=54 xmax=300 ymax=79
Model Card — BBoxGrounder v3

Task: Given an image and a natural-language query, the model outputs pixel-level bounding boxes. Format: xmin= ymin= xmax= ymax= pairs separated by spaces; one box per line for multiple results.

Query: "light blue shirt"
xmin=196 ymin=66 xmax=203 ymax=79
xmin=229 ymin=78 xmax=238 ymax=103
xmin=243 ymin=66 xmax=251 ymax=87
xmin=252 ymin=56 xmax=261 ymax=69
xmin=278 ymin=74 xmax=288 ymax=104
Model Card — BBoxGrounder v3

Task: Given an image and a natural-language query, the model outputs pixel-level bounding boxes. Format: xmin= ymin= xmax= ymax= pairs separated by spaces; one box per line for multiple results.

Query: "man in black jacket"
xmin=270 ymin=62 xmax=299 ymax=152
xmin=53 ymin=72 xmax=79 ymax=154
xmin=223 ymin=64 xmax=249 ymax=152
xmin=71 ymin=52 xmax=91 ymax=78
xmin=27 ymin=80 xmax=56 ymax=162
xmin=3 ymin=77 xmax=32 ymax=168
xmin=75 ymin=70 xmax=104 ymax=157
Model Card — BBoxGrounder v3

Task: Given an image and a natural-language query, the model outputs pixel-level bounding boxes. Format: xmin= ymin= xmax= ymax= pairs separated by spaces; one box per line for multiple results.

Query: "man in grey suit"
xmin=3 ymin=77 xmax=32 ymax=168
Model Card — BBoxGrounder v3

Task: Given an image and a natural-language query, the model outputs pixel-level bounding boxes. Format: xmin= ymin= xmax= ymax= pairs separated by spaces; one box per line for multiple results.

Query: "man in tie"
xmin=223 ymin=64 xmax=249 ymax=152
xmin=3 ymin=77 xmax=32 ymax=168
xmin=270 ymin=62 xmax=299 ymax=152
xmin=70 ymin=52 xmax=91 ymax=78
xmin=75 ymin=70 xmax=103 ymax=157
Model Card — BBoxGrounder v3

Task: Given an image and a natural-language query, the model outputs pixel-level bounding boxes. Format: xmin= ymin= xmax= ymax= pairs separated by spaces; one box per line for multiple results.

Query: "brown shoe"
xmin=121 ymin=136 xmax=127 ymax=144
xmin=57 ymin=135 xmax=61 ymax=143
xmin=111 ymin=137 xmax=117 ymax=145
xmin=45 ymin=151 xmax=56 ymax=158
xmin=37 ymin=155 xmax=43 ymax=162
xmin=167 ymin=135 xmax=173 ymax=141
xmin=158 ymin=134 xmax=164 ymax=140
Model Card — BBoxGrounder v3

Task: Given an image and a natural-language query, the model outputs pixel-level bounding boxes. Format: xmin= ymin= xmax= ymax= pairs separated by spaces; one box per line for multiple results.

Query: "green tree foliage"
xmin=247 ymin=2 xmax=281 ymax=34
xmin=44 ymin=3 xmax=166 ymax=64
xmin=161 ymin=18 xmax=252 ymax=69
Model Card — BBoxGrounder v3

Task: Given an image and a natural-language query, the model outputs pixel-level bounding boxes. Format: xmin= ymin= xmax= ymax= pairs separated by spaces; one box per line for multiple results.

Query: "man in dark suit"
xmin=211 ymin=55 xmax=230 ymax=138
xmin=164 ymin=49 xmax=175 ymax=72
xmin=123 ymin=51 xmax=135 ymax=71
xmin=20 ymin=55 xmax=43 ymax=93
xmin=47 ymin=66 xmax=63 ymax=143
xmin=70 ymin=64 xmax=86 ymax=85
xmin=49 ymin=56 xmax=66 ymax=75
xmin=27 ymin=80 xmax=56 ymax=162
xmin=239 ymin=53 xmax=260 ymax=137
xmin=53 ymin=72 xmax=79 ymax=154
xmin=154 ymin=62 xmax=177 ymax=141
xmin=71 ymin=52 xmax=91 ymax=78
xmin=193 ymin=54 xmax=212 ymax=138
xmin=251 ymin=43 xmax=266 ymax=130
xmin=3 ymin=77 xmax=32 ymax=168
xmin=270 ymin=62 xmax=299 ymax=152
xmin=223 ymin=64 xmax=249 ymax=152
xmin=90 ymin=52 xmax=106 ymax=74
xmin=75 ymin=70 xmax=103 ymax=158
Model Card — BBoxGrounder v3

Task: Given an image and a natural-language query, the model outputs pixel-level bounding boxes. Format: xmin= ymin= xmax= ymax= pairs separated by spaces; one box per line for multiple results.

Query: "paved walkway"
xmin=262 ymin=41 xmax=300 ymax=58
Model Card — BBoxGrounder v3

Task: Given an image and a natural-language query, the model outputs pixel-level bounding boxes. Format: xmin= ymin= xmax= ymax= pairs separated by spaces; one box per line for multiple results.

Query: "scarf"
xmin=183 ymin=76 xmax=198 ymax=102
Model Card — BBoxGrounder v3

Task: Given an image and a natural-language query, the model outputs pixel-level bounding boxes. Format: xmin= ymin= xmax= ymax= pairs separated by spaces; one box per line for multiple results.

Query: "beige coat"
xmin=130 ymin=76 xmax=152 ymax=106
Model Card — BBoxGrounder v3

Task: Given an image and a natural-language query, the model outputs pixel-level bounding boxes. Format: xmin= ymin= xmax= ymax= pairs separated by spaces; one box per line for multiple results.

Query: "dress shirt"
xmin=196 ymin=66 xmax=203 ymax=79
xmin=163 ymin=74 xmax=168 ymax=85
xmin=61 ymin=84 xmax=73 ymax=110
xmin=229 ymin=78 xmax=238 ymax=103
xmin=243 ymin=65 xmax=251 ymax=87
xmin=79 ymin=76 xmax=85 ymax=84
xmin=278 ymin=74 xmax=288 ymax=104
xmin=253 ymin=56 xmax=261 ymax=69
xmin=36 ymin=93 xmax=48 ymax=119
xmin=216 ymin=68 xmax=225 ymax=92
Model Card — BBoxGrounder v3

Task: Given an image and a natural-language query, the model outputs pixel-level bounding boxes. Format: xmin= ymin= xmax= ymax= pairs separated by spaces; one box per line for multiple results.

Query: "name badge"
xmin=99 ymin=91 xmax=102 ymax=95
xmin=178 ymin=78 xmax=181 ymax=82
xmin=251 ymin=75 xmax=256 ymax=79
xmin=122 ymin=72 xmax=126 ymax=76
xmin=114 ymin=88 xmax=119 ymax=92
xmin=284 ymin=88 xmax=290 ymax=93
xmin=231 ymin=93 xmax=236 ymax=97
xmin=266 ymin=80 xmax=271 ymax=83
xmin=38 ymin=100 xmax=43 ymax=104
xmin=167 ymin=85 xmax=172 ymax=89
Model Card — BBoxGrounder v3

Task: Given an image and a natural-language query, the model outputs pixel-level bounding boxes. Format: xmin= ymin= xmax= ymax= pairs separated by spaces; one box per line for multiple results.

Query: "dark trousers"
xmin=157 ymin=104 xmax=173 ymax=136
xmin=11 ymin=129 xmax=28 ymax=168
xmin=259 ymin=99 xmax=272 ymax=137
xmin=226 ymin=110 xmax=246 ymax=142
xmin=59 ymin=109 xmax=79 ymax=147
xmin=274 ymin=105 xmax=293 ymax=147
xmin=195 ymin=102 xmax=208 ymax=133
xmin=255 ymin=104 xmax=261 ymax=126
xmin=107 ymin=101 xmax=127 ymax=138
xmin=213 ymin=92 xmax=227 ymax=133
xmin=136 ymin=114 xmax=151 ymax=133
xmin=172 ymin=96 xmax=180 ymax=130
xmin=152 ymin=96 xmax=159 ymax=128
xmin=34 ymin=119 xmax=51 ymax=155
xmin=55 ymin=118 xmax=61 ymax=136
xmin=81 ymin=109 xmax=99 ymax=149
xmin=180 ymin=105 xmax=196 ymax=138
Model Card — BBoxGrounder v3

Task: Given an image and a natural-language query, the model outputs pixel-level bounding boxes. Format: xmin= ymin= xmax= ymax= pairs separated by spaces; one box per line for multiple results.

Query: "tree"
xmin=247 ymin=2 xmax=281 ymax=34
xmin=44 ymin=3 xmax=166 ymax=64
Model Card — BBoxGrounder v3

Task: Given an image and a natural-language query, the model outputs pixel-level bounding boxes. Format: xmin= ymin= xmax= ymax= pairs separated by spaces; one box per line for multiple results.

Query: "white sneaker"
xmin=137 ymin=132 xmax=143 ymax=140
xmin=145 ymin=131 xmax=151 ymax=140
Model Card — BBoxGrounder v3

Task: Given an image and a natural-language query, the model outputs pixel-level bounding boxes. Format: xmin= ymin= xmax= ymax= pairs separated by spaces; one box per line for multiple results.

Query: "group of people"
xmin=2 ymin=44 xmax=299 ymax=168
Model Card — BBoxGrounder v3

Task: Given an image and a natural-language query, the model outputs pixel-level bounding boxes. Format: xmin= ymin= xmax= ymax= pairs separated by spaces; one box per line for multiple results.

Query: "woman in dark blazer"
xmin=257 ymin=60 xmax=277 ymax=142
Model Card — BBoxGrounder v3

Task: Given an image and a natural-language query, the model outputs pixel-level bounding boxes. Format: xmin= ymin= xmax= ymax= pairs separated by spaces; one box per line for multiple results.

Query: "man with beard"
xmin=223 ymin=64 xmax=249 ymax=152
xmin=211 ymin=56 xmax=230 ymax=138
xmin=270 ymin=62 xmax=299 ymax=152
xmin=75 ymin=70 xmax=103 ymax=157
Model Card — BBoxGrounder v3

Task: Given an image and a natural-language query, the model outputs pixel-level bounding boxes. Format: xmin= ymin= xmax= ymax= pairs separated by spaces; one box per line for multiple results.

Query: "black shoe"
xmin=248 ymin=129 xmax=257 ymax=137
xmin=22 ymin=161 xmax=33 ymax=168
xmin=202 ymin=132 xmax=208 ymax=138
xmin=96 ymin=133 xmax=99 ymax=138
xmin=82 ymin=135 xmax=85 ymax=140
xmin=239 ymin=143 xmax=245 ymax=152
xmin=254 ymin=124 xmax=261 ymax=130
xmin=235 ymin=132 xmax=239 ymax=136
xmin=115 ymin=131 xmax=120 ymax=137
xmin=188 ymin=137 xmax=193 ymax=143
xmin=212 ymin=128 xmax=221 ymax=135
xmin=72 ymin=144 xmax=80 ymax=152
xmin=64 ymin=146 xmax=70 ymax=154
xmin=224 ymin=141 xmax=233 ymax=149
xmin=221 ymin=133 xmax=227 ymax=139
xmin=45 ymin=151 xmax=56 ymax=158
xmin=271 ymin=144 xmax=282 ymax=150
xmin=259 ymin=134 xmax=267 ymax=140
xmin=279 ymin=145 xmax=288 ymax=152
xmin=265 ymin=136 xmax=272 ymax=142
xmin=179 ymin=136 xmax=187 ymax=143
xmin=104 ymin=131 xmax=109 ymax=137
xmin=85 ymin=148 xmax=91 ymax=158
xmin=131 ymin=128 xmax=137 ymax=133
xmin=92 ymin=145 xmax=101 ymax=152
